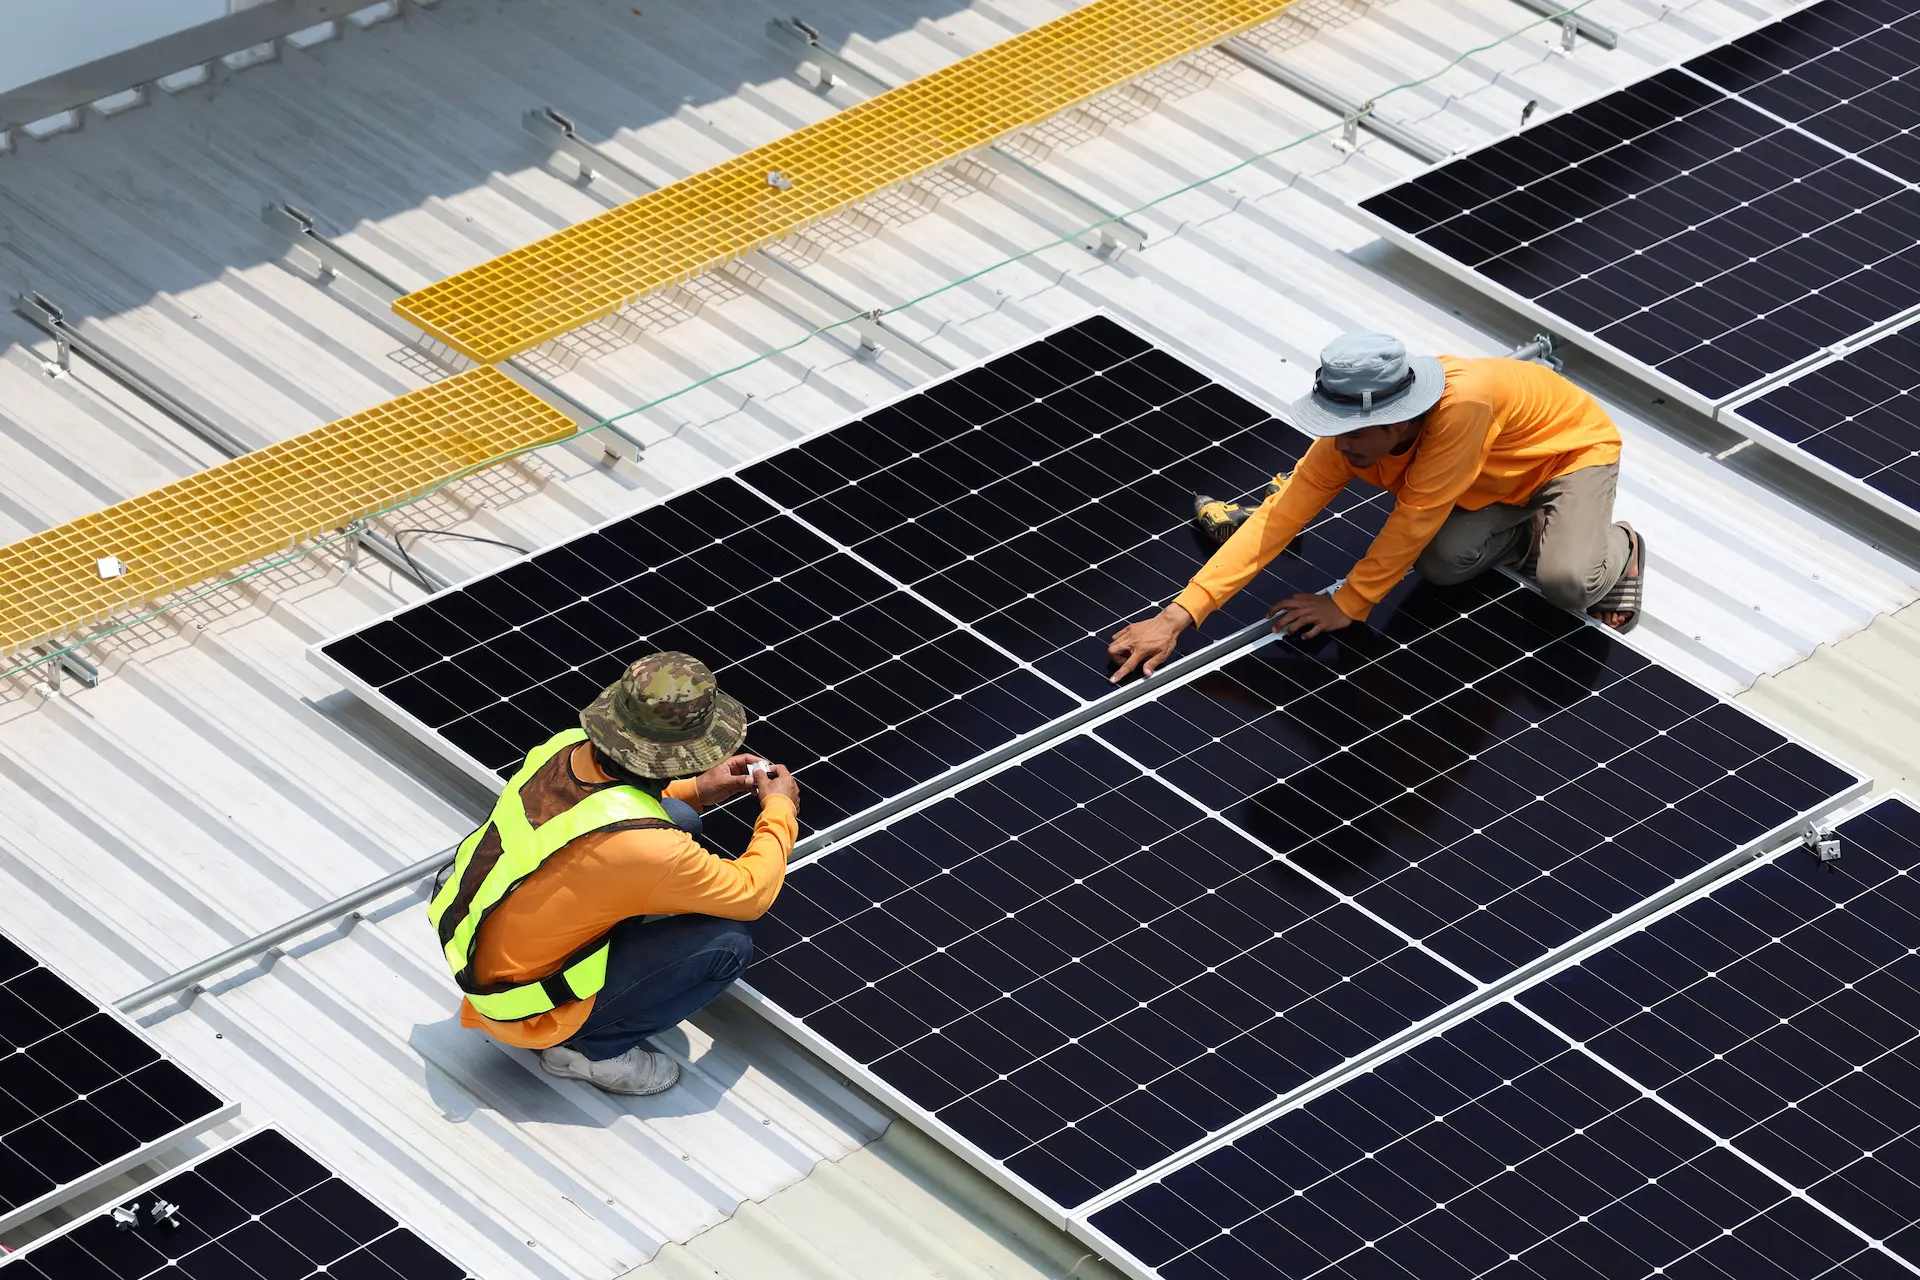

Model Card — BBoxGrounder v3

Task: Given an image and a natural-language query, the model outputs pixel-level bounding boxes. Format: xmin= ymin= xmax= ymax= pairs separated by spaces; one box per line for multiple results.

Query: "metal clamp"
xmin=1505 ymin=332 xmax=1564 ymax=371
xmin=1802 ymin=822 xmax=1841 ymax=868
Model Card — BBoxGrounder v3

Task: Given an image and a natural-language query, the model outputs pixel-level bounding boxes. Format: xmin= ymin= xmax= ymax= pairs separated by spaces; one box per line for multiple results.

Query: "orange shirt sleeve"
xmin=664 ymin=777 xmax=703 ymax=811
xmin=1173 ymin=439 xmax=1350 ymax=626
xmin=645 ymin=795 xmax=797 ymax=920
xmin=1331 ymin=395 xmax=1493 ymax=621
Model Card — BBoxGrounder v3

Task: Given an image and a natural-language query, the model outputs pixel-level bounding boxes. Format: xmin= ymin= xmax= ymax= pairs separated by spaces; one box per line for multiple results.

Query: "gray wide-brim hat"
xmin=1290 ymin=331 xmax=1446 ymax=436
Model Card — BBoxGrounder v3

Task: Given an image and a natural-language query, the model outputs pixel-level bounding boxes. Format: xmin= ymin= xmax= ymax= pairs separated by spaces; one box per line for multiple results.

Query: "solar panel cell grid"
xmin=746 ymin=731 xmax=1473 ymax=1209
xmin=1522 ymin=797 xmax=1920 ymax=1265
xmin=1092 ymin=796 xmax=1920 ymax=1279
xmin=747 ymin=568 xmax=1854 ymax=1212
xmin=1358 ymin=0 xmax=1920 ymax=408
xmin=740 ymin=316 xmax=1391 ymax=699
xmin=0 ymin=933 xmax=225 ymax=1222
xmin=1690 ymin=0 xmax=1920 ymax=181
xmin=1734 ymin=324 xmax=1920 ymax=517
xmin=3 ymin=1129 xmax=469 ymax=1279
xmin=1090 ymin=1003 xmax=1896 ymax=1279
xmin=1095 ymin=574 xmax=1851 ymax=982
xmin=323 ymin=478 xmax=1073 ymax=853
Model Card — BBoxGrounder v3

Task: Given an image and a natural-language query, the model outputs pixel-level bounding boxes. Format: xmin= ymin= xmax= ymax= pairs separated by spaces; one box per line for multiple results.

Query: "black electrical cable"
xmin=384 ymin=527 xmax=533 ymax=590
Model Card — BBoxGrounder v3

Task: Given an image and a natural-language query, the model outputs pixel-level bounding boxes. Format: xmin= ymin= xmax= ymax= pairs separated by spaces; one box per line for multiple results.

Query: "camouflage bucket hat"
xmin=580 ymin=652 xmax=747 ymax=779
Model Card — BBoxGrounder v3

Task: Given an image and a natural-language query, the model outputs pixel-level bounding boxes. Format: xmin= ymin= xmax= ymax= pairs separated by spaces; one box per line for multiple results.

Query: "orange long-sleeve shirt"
xmin=457 ymin=743 xmax=796 ymax=1049
xmin=1174 ymin=355 xmax=1621 ymax=624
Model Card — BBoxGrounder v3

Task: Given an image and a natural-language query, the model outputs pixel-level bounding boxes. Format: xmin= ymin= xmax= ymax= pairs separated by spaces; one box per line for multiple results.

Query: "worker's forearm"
xmin=1178 ymin=499 xmax=1313 ymax=625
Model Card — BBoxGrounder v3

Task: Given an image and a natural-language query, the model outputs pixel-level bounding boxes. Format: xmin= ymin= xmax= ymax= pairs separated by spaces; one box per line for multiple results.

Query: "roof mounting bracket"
xmin=12 ymin=291 xmax=256 ymax=458
xmin=1505 ymin=0 xmax=1618 ymax=49
xmin=31 ymin=643 xmax=99 ymax=691
xmin=1219 ymin=38 xmax=1449 ymax=164
xmin=765 ymin=17 xmax=892 ymax=97
xmin=1506 ymin=332 xmax=1565 ymax=371
xmin=969 ymin=147 xmax=1147 ymax=256
xmin=1802 ymin=822 xmax=1841 ymax=869
xmin=522 ymin=103 xmax=952 ymax=379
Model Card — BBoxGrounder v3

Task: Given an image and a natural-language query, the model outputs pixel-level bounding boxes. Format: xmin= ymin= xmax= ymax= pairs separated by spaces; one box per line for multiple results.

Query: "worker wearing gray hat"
xmin=1110 ymin=331 xmax=1642 ymax=680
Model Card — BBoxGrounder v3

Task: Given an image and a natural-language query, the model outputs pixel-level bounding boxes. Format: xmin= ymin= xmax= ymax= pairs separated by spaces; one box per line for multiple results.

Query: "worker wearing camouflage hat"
xmin=429 ymin=652 xmax=799 ymax=1096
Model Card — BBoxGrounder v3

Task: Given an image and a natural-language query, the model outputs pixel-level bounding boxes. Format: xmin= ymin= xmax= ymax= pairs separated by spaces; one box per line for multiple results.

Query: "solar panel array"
xmin=0 ymin=929 xmax=227 ymax=1229
xmin=321 ymin=314 xmax=1865 ymax=1260
xmin=1089 ymin=795 xmax=1920 ymax=1278
xmin=745 ymin=571 xmax=1856 ymax=1210
xmin=318 ymin=317 xmax=1387 ymax=850
xmin=1731 ymin=319 xmax=1920 ymax=523
xmin=1358 ymin=0 xmax=1920 ymax=407
xmin=1 ymin=1128 xmax=469 ymax=1279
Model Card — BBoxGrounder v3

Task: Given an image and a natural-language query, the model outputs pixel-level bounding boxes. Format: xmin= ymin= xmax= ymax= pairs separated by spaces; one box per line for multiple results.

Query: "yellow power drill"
xmin=1192 ymin=484 xmax=1281 ymax=546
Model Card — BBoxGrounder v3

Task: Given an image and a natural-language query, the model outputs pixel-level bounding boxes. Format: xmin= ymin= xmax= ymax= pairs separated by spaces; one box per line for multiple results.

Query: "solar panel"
xmin=1356 ymin=0 xmax=1920 ymax=410
xmin=1088 ymin=1002 xmax=1904 ymax=1279
xmin=0 ymin=929 xmax=232 ymax=1233
xmin=1522 ymin=794 xmax=1920 ymax=1268
xmin=1087 ymin=796 xmax=1920 ymax=1279
xmin=1689 ymin=0 xmax=1920 ymax=182
xmin=316 ymin=316 xmax=1383 ymax=849
xmin=1093 ymin=573 xmax=1855 ymax=983
xmin=1727 ymin=316 xmax=1920 ymax=526
xmin=743 ymin=570 xmax=1860 ymax=1214
xmin=1 ymin=1127 xmax=470 ymax=1278
xmin=742 ymin=727 xmax=1475 ymax=1210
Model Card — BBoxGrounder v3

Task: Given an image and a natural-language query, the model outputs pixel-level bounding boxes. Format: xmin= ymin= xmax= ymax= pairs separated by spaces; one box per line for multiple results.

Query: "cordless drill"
xmin=1192 ymin=484 xmax=1281 ymax=546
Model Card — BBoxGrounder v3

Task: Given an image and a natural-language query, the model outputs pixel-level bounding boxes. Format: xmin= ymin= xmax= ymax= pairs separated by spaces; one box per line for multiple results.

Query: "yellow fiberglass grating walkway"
xmin=0 ymin=367 xmax=574 ymax=656
xmin=394 ymin=0 xmax=1291 ymax=363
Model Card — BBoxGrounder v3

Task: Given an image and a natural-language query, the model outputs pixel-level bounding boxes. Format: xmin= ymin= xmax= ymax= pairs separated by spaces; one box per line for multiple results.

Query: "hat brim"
xmin=580 ymin=687 xmax=749 ymax=780
xmin=1288 ymin=356 xmax=1446 ymax=437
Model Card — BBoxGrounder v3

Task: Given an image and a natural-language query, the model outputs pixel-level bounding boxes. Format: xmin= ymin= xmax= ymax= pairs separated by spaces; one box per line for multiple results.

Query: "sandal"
xmin=1590 ymin=522 xmax=1645 ymax=633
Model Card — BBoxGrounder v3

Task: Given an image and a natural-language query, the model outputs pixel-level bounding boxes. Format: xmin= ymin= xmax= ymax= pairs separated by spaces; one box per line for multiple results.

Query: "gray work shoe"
xmin=539 ymin=1044 xmax=681 ymax=1096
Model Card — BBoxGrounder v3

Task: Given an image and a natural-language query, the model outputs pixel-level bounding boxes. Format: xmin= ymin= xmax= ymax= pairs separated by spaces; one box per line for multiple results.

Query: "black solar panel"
xmin=1094 ymin=573 xmax=1853 ymax=983
xmin=1690 ymin=0 xmax=1920 ymax=182
xmin=745 ymin=571 xmax=1857 ymax=1212
xmin=1090 ymin=1002 xmax=1903 ymax=1279
xmin=1089 ymin=796 xmax=1920 ymax=1278
xmin=1358 ymin=0 xmax=1920 ymax=406
xmin=318 ymin=317 xmax=1377 ymax=848
xmin=745 ymin=730 xmax=1473 ymax=1209
xmin=0 ymin=930 xmax=228 ymax=1230
xmin=1524 ymin=795 xmax=1920 ymax=1268
xmin=2 ymin=1128 xmax=469 ymax=1279
xmin=737 ymin=321 xmax=1391 ymax=701
xmin=1731 ymin=321 xmax=1920 ymax=521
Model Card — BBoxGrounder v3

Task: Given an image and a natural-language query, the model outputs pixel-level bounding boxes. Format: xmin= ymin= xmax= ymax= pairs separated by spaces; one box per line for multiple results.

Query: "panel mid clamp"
xmin=1801 ymin=822 xmax=1841 ymax=869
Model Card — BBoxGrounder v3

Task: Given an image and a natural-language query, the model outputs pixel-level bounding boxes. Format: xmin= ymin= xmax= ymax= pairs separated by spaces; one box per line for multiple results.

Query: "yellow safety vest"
xmin=429 ymin=728 xmax=673 ymax=1022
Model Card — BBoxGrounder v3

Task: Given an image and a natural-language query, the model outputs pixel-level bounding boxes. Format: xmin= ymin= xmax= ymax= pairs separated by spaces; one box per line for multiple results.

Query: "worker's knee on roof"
xmin=1534 ymin=564 xmax=1588 ymax=613
xmin=705 ymin=919 xmax=755 ymax=980
xmin=1414 ymin=542 xmax=1480 ymax=586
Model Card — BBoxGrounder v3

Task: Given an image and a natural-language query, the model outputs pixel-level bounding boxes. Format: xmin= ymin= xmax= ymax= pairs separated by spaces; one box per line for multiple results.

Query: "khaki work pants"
xmin=1413 ymin=462 xmax=1630 ymax=612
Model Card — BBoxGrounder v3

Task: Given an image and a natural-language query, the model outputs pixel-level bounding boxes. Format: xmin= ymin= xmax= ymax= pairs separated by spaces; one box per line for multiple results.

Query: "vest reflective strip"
xmin=430 ymin=728 xmax=669 ymax=1020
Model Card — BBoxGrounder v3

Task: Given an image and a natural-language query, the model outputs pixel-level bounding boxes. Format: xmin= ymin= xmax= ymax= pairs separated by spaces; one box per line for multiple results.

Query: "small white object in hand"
xmin=97 ymin=556 xmax=127 ymax=579
xmin=747 ymin=760 xmax=773 ymax=777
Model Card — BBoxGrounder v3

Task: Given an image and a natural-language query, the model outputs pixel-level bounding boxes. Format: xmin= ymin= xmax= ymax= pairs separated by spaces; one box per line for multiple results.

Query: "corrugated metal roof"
xmin=4 ymin=0 xmax=1920 ymax=1275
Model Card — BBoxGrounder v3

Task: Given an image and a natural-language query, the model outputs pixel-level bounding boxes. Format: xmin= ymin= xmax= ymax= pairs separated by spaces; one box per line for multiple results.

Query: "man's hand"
xmin=1268 ymin=592 xmax=1353 ymax=639
xmin=694 ymin=754 xmax=766 ymax=807
xmin=753 ymin=761 xmax=801 ymax=812
xmin=1108 ymin=604 xmax=1194 ymax=684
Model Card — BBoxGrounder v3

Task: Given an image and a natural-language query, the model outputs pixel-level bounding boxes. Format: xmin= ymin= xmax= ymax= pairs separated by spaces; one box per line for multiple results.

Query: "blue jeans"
xmin=559 ymin=797 xmax=754 ymax=1061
